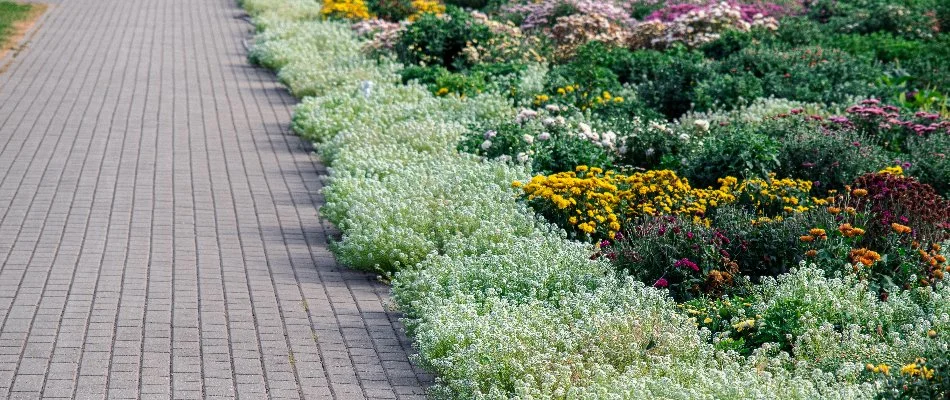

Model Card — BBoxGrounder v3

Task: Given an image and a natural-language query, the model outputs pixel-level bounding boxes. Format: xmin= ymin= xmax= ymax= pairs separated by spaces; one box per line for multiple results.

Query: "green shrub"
xmin=697 ymin=45 xmax=882 ymax=110
xmin=681 ymin=128 xmax=781 ymax=188
xmin=394 ymin=6 xmax=493 ymax=71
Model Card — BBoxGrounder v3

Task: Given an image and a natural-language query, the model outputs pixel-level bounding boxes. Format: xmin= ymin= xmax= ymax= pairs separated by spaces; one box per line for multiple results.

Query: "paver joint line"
xmin=0 ymin=0 xmax=431 ymax=398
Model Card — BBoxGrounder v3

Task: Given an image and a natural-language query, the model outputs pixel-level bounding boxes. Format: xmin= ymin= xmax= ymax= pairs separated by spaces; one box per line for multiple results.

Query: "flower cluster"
xmin=502 ymin=0 xmax=634 ymax=31
xmin=848 ymin=172 xmax=950 ymax=243
xmin=245 ymin=0 xmax=950 ymax=397
xmin=637 ymin=1 xmax=780 ymax=49
xmin=550 ymin=13 xmax=631 ymax=58
xmin=321 ymin=0 xmax=372 ymax=20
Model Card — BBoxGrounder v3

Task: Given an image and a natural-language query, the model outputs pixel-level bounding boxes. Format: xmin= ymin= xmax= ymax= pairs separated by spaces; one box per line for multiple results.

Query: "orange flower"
xmin=838 ymin=223 xmax=866 ymax=238
xmin=852 ymin=188 xmax=868 ymax=197
xmin=805 ymin=249 xmax=818 ymax=257
xmin=809 ymin=228 xmax=826 ymax=237
xmin=827 ymin=207 xmax=842 ymax=215
xmin=800 ymin=235 xmax=815 ymax=242
xmin=891 ymin=223 xmax=912 ymax=234
xmin=850 ymin=248 xmax=882 ymax=267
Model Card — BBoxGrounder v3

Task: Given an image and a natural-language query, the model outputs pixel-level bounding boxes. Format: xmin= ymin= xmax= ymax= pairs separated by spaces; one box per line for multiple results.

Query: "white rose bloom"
xmin=679 ymin=133 xmax=690 ymax=141
xmin=481 ymin=140 xmax=492 ymax=150
xmin=694 ymin=119 xmax=710 ymax=132
xmin=484 ymin=130 xmax=497 ymax=139
xmin=538 ymin=132 xmax=551 ymax=141
xmin=497 ymin=154 xmax=511 ymax=162
xmin=523 ymin=134 xmax=534 ymax=144
xmin=545 ymin=104 xmax=560 ymax=112
xmin=516 ymin=152 xmax=529 ymax=163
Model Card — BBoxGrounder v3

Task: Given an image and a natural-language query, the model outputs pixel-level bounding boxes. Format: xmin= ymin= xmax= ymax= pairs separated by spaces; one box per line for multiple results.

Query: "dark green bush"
xmin=681 ymin=128 xmax=781 ymax=188
xmin=367 ymin=0 xmax=415 ymax=21
xmin=907 ymin=133 xmax=950 ymax=197
xmin=394 ymin=6 xmax=493 ymax=70
xmin=696 ymin=46 xmax=882 ymax=110
xmin=625 ymin=47 xmax=712 ymax=119
xmin=753 ymin=116 xmax=891 ymax=190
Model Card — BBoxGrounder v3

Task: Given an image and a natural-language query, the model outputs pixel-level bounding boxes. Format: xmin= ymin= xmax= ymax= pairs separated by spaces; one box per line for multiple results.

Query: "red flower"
xmin=653 ymin=278 xmax=669 ymax=288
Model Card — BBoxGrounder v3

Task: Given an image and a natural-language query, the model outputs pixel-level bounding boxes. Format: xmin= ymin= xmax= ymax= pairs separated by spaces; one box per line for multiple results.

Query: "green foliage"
xmin=0 ymin=0 xmax=34 ymax=46
xmin=750 ymin=116 xmax=890 ymax=191
xmin=696 ymin=46 xmax=883 ymax=111
xmin=906 ymin=133 xmax=950 ymax=197
xmin=394 ymin=6 xmax=493 ymax=71
xmin=367 ymin=0 xmax=415 ymax=21
xmin=625 ymin=47 xmax=712 ymax=119
xmin=682 ymin=128 xmax=781 ymax=188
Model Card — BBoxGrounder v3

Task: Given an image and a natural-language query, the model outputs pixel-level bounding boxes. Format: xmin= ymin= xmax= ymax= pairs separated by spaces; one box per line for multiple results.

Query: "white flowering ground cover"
xmin=240 ymin=1 xmax=950 ymax=398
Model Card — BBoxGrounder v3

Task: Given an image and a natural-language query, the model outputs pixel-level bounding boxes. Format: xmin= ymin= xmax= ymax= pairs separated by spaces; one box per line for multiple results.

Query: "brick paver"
xmin=0 ymin=0 xmax=431 ymax=398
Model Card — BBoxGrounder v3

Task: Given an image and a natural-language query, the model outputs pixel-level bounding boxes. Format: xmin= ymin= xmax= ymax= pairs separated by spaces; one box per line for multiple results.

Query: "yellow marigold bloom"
xmin=891 ymin=222 xmax=912 ymax=234
xmin=879 ymin=165 xmax=904 ymax=176
xmin=321 ymin=0 xmax=372 ymax=20
xmin=557 ymin=88 xmax=566 ymax=95
xmin=408 ymin=0 xmax=445 ymax=20
xmin=436 ymin=87 xmax=449 ymax=96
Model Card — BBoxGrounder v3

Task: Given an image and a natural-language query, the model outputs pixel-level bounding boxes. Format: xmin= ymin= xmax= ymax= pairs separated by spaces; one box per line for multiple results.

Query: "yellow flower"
xmin=436 ymin=87 xmax=449 ymax=96
xmin=733 ymin=319 xmax=756 ymax=332
xmin=879 ymin=165 xmax=904 ymax=176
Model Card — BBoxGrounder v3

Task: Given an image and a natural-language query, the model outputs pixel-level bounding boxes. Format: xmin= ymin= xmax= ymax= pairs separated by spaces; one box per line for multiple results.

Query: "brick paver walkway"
xmin=0 ymin=0 xmax=430 ymax=398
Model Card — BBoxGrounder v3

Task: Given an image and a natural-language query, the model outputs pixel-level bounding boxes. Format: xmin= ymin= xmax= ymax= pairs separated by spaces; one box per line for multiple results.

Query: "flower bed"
xmin=241 ymin=0 xmax=950 ymax=398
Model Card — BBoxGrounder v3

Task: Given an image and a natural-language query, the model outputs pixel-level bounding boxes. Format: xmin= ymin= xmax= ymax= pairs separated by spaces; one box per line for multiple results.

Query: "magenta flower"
xmin=653 ymin=277 xmax=669 ymax=288
xmin=674 ymin=258 xmax=700 ymax=272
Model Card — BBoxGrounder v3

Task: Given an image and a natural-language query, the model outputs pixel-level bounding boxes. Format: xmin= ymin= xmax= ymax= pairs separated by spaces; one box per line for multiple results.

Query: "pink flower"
xmin=653 ymin=278 xmax=669 ymax=288
xmin=674 ymin=258 xmax=700 ymax=272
